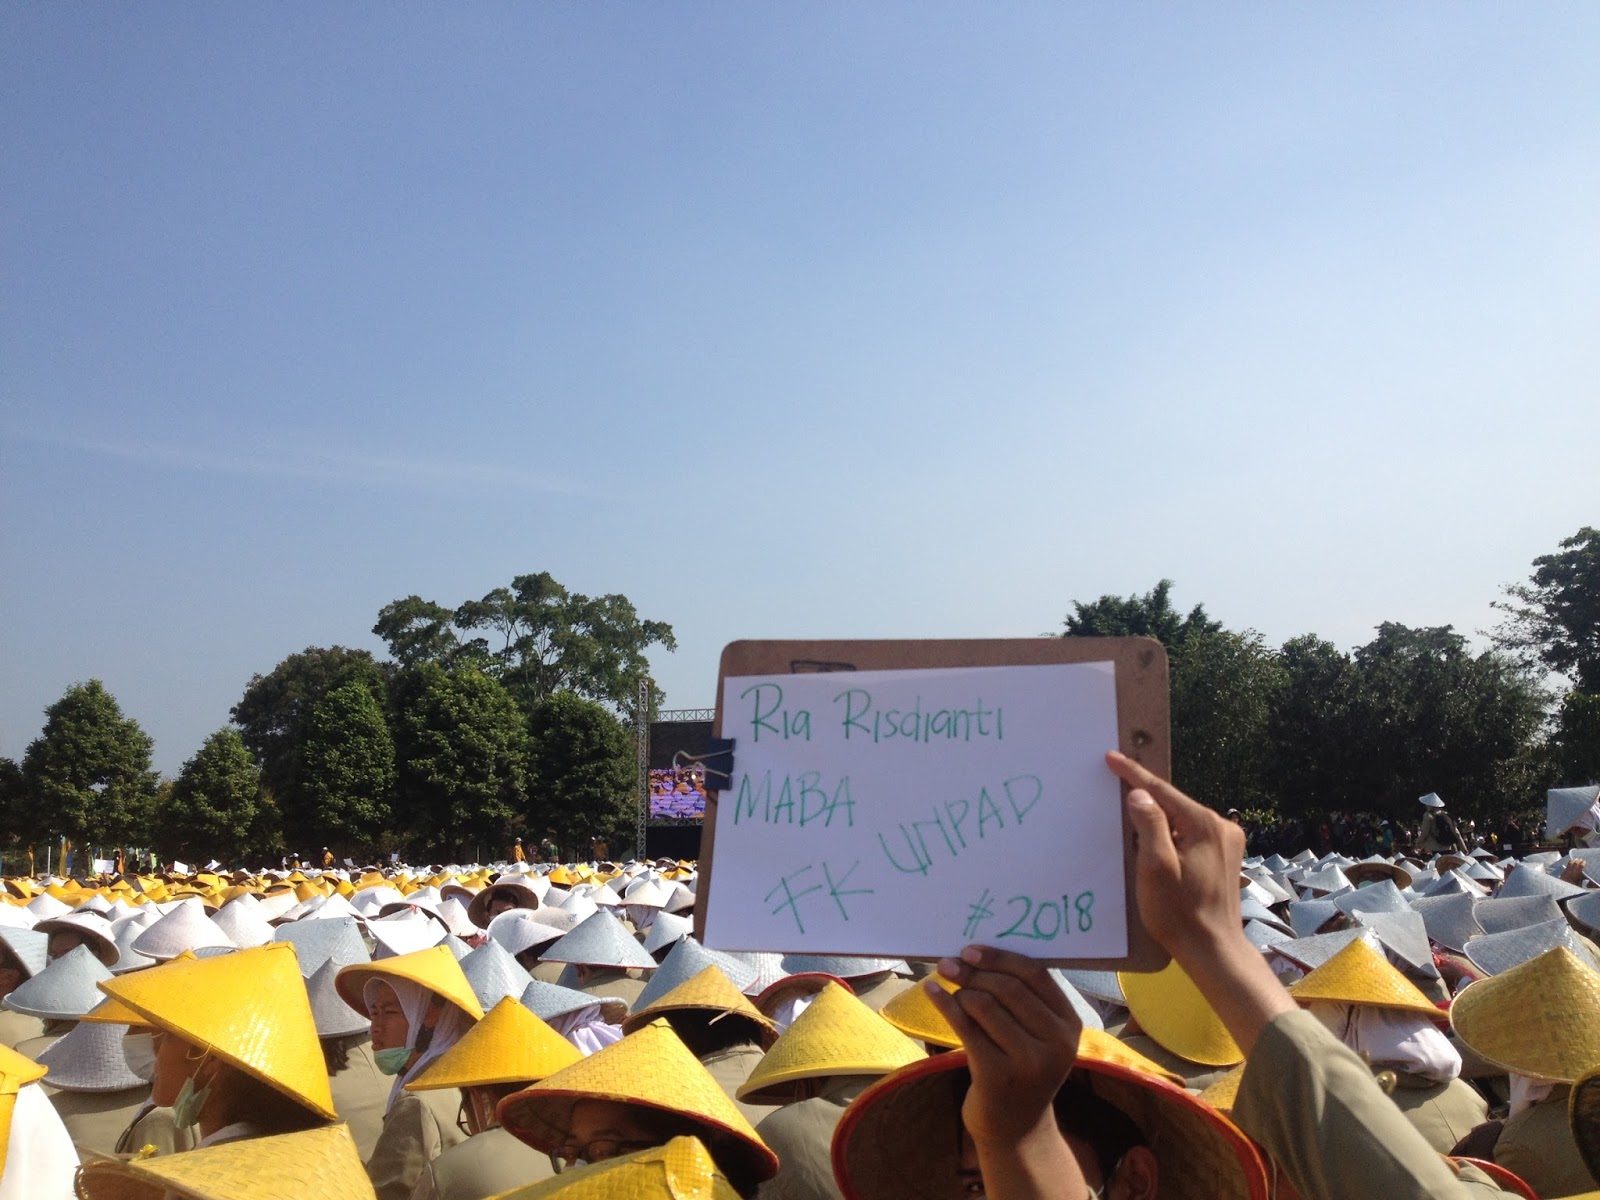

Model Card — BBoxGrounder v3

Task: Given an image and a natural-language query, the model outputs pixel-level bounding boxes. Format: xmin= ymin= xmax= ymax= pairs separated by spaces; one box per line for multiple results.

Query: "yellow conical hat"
xmin=488 ymin=1136 xmax=739 ymax=1200
xmin=1451 ymin=947 xmax=1600 ymax=1082
xmin=82 ymin=951 xmax=196 ymax=1026
xmin=498 ymin=1020 xmax=778 ymax=1188
xmin=736 ymin=982 xmax=924 ymax=1104
xmin=621 ymin=966 xmax=777 ymax=1039
xmin=95 ymin=943 xmax=336 ymax=1120
xmin=1120 ymin=960 xmax=1243 ymax=1067
xmin=1198 ymin=1064 xmax=1245 ymax=1113
xmin=335 ymin=944 xmax=485 ymax=1021
xmin=1288 ymin=937 xmax=1442 ymax=1019
xmin=406 ymin=996 xmax=581 ymax=1091
xmin=879 ymin=976 xmax=1181 ymax=1084
xmin=0 ymin=1044 xmax=48 ymax=1180
xmin=548 ymin=867 xmax=578 ymax=886
xmin=75 ymin=1123 xmax=373 ymax=1200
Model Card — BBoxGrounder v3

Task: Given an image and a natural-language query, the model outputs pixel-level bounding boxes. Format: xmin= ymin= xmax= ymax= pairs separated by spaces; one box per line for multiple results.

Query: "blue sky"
xmin=3 ymin=5 xmax=1596 ymax=774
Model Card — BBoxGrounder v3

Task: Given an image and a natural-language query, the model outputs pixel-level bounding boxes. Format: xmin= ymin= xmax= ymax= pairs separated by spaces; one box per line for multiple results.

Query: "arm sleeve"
xmin=1232 ymin=1009 xmax=1500 ymax=1200
xmin=365 ymin=1097 xmax=437 ymax=1200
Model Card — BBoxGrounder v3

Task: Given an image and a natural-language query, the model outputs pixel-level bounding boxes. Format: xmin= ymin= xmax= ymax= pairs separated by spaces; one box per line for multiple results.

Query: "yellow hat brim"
xmin=1451 ymin=947 xmax=1600 ymax=1082
xmin=622 ymin=966 xmax=776 ymax=1039
xmin=406 ymin=997 xmax=580 ymax=1092
xmin=1288 ymin=937 xmax=1442 ymax=1019
xmin=1119 ymin=960 xmax=1243 ymax=1068
xmin=737 ymin=983 xmax=924 ymax=1104
xmin=335 ymin=944 xmax=485 ymax=1022
xmin=75 ymin=1123 xmax=370 ymax=1200
xmin=486 ymin=1135 xmax=739 ymax=1200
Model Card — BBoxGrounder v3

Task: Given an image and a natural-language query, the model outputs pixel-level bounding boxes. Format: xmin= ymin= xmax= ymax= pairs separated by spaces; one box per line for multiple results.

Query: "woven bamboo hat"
xmin=1572 ymin=1068 xmax=1600 ymax=1186
xmin=34 ymin=1020 xmax=145 ymax=1092
xmin=335 ymin=944 xmax=485 ymax=1022
xmin=736 ymin=981 xmax=924 ymax=1105
xmin=74 ymin=1122 xmax=373 ymax=1200
xmin=831 ymin=1047 xmax=1268 ymax=1200
xmin=94 ymin=942 xmax=337 ymax=1120
xmin=459 ymin=939 xmax=534 ymax=1011
xmin=879 ymin=974 xmax=1181 ymax=1084
xmin=486 ymin=1135 xmax=740 ymax=1200
xmin=1119 ymin=960 xmax=1243 ymax=1067
xmin=1197 ymin=1065 xmax=1244 ymax=1114
xmin=406 ymin=995 xmax=581 ymax=1092
xmin=3 ymin=942 xmax=113 ymax=1019
xmin=305 ymin=958 xmax=370 ymax=1039
xmin=622 ymin=966 xmax=777 ymax=1042
xmin=497 ymin=1019 xmax=778 ymax=1187
xmin=1451 ymin=946 xmax=1600 ymax=1082
xmin=468 ymin=878 xmax=541 ymax=929
xmin=273 ymin=915 xmax=369 ymax=973
xmin=1287 ymin=937 xmax=1442 ymax=1019
xmin=33 ymin=910 xmax=119 ymax=967
xmin=540 ymin=911 xmax=657 ymax=972
xmin=0 ymin=928 xmax=49 ymax=980
xmin=630 ymin=940 xmax=755 ymax=1014
xmin=521 ymin=978 xmax=629 ymax=1027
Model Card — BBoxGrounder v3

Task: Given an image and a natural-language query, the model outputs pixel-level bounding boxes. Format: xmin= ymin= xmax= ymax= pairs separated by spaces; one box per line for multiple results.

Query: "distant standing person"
xmin=323 ymin=846 xmax=335 ymax=869
xmin=511 ymin=838 xmax=526 ymax=864
xmin=1417 ymin=792 xmax=1467 ymax=854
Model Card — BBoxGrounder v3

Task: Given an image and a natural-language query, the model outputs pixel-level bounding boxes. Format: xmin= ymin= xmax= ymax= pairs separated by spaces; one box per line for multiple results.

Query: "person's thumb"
xmin=1126 ymin=788 xmax=1180 ymax=881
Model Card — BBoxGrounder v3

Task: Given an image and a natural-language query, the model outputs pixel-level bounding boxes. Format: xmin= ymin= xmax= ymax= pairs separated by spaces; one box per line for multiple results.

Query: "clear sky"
xmin=3 ymin=5 xmax=1596 ymax=775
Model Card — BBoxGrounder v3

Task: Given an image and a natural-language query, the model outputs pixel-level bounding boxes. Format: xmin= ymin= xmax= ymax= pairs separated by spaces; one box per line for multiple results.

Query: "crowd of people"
xmin=0 ymin=759 xmax=1596 ymax=1200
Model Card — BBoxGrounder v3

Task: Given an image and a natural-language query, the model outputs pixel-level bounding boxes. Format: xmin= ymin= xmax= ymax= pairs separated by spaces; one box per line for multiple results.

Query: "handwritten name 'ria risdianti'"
xmin=740 ymin=683 xmax=1004 ymax=745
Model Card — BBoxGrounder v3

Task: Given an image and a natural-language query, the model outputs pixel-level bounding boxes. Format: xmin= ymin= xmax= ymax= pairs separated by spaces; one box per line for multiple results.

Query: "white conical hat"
xmin=273 ymin=916 xmax=370 ymax=972
xmin=107 ymin=914 xmax=159 ymax=974
xmin=35 ymin=1020 xmax=146 ymax=1092
xmin=3 ymin=943 xmax=114 ymax=1019
xmin=305 ymin=957 xmax=370 ymax=1039
xmin=26 ymin=894 xmax=72 ymax=921
xmin=486 ymin=910 xmax=568 ymax=958
xmin=368 ymin=910 xmax=448 ymax=959
xmin=642 ymin=911 xmax=693 ymax=957
xmin=539 ymin=911 xmax=656 ymax=970
xmin=213 ymin=899 xmax=275 ymax=949
xmin=460 ymin=939 xmax=533 ymax=1010
xmin=131 ymin=898 xmax=235 ymax=960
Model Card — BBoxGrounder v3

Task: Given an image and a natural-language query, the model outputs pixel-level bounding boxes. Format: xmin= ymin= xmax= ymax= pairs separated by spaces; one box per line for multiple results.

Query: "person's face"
xmin=47 ymin=930 xmax=88 ymax=960
xmin=368 ymin=982 xmax=410 ymax=1053
xmin=957 ymin=1128 xmax=1157 ymax=1200
xmin=486 ymin=895 xmax=517 ymax=920
xmin=150 ymin=1030 xmax=206 ymax=1107
xmin=551 ymin=1099 xmax=666 ymax=1168
xmin=0 ymin=948 xmax=25 ymax=1000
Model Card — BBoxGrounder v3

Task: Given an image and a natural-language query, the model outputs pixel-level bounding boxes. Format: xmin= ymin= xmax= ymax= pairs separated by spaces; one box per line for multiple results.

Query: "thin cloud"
xmin=6 ymin=426 xmax=574 ymax=494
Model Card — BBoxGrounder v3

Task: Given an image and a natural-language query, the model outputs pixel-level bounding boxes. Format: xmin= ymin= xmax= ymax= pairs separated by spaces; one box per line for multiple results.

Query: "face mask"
xmin=374 ymin=1046 xmax=413 ymax=1076
xmin=172 ymin=1075 xmax=211 ymax=1129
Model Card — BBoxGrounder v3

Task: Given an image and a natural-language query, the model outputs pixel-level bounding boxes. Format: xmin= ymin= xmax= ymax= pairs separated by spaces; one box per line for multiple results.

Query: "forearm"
xmin=973 ymin=1117 xmax=1086 ymax=1200
xmin=1168 ymin=927 xmax=1296 ymax=1057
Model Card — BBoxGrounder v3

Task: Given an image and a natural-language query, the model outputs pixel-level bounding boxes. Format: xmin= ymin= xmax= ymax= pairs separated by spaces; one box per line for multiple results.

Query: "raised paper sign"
xmin=701 ymin=657 xmax=1139 ymax=962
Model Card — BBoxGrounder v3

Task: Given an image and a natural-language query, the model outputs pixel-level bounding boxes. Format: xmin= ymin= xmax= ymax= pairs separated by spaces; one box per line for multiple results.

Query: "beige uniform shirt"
xmin=49 ymin=1087 xmax=149 ymax=1158
xmin=331 ymin=1037 xmax=394 ymax=1162
xmin=0 ymin=1009 xmax=45 ymax=1052
xmin=1494 ymin=1087 xmax=1593 ymax=1200
xmin=849 ymin=974 xmax=914 ymax=1014
xmin=113 ymin=1103 xmax=195 ymax=1157
xmin=365 ymin=1087 xmax=469 ymax=1200
xmin=408 ymin=1126 xmax=555 ymax=1200
xmin=1234 ymin=1009 xmax=1507 ymax=1200
xmin=1390 ymin=1076 xmax=1489 ymax=1154
xmin=754 ymin=1078 xmax=872 ymax=1200
xmin=571 ymin=967 xmax=646 ymax=1008
xmin=699 ymin=1043 xmax=778 ymax=1129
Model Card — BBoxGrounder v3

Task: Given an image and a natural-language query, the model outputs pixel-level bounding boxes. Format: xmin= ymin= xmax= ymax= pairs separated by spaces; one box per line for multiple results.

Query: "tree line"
xmin=2 ymin=532 xmax=1594 ymax=866
xmin=0 ymin=572 xmax=674 ymax=865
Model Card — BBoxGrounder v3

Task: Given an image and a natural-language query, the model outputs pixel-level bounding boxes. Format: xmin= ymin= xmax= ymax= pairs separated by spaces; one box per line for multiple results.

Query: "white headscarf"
xmin=366 ymin=977 xmax=476 ymax=1112
xmin=546 ymin=1003 xmax=624 ymax=1057
xmin=1307 ymin=1002 xmax=1461 ymax=1085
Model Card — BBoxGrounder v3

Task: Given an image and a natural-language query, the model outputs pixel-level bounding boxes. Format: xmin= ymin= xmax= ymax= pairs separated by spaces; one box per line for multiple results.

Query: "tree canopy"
xmin=162 ymin=728 xmax=262 ymax=862
xmin=525 ymin=691 xmax=636 ymax=856
xmin=19 ymin=681 xmax=159 ymax=847
xmin=1494 ymin=526 xmax=1600 ymax=691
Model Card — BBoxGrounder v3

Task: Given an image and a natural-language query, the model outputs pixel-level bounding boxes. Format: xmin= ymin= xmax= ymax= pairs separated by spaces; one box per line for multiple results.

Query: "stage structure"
xmin=636 ymin=705 xmax=715 ymax=861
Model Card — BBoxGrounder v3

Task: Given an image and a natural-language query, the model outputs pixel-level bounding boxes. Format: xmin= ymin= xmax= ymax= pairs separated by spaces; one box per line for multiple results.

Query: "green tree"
xmin=376 ymin=572 xmax=675 ymax=714
xmin=1169 ymin=629 xmax=1285 ymax=812
xmin=1062 ymin=579 xmax=1222 ymax=649
xmin=525 ymin=691 xmax=636 ymax=856
xmin=230 ymin=646 xmax=388 ymax=831
xmin=18 ymin=681 xmax=159 ymax=847
xmin=1550 ymin=690 xmax=1600 ymax=784
xmin=162 ymin=729 xmax=262 ymax=863
xmin=392 ymin=664 xmax=529 ymax=859
xmin=1493 ymin=526 xmax=1600 ymax=691
xmin=297 ymin=680 xmax=396 ymax=852
xmin=1266 ymin=635 xmax=1366 ymax=817
xmin=1349 ymin=624 xmax=1547 ymax=821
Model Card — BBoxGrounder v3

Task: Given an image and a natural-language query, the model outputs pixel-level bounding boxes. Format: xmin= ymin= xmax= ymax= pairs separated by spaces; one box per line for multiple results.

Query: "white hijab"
xmin=0 ymin=1084 xmax=77 ymax=1200
xmin=366 ymin=978 xmax=476 ymax=1112
xmin=546 ymin=1003 xmax=624 ymax=1056
xmin=1307 ymin=1002 xmax=1461 ymax=1085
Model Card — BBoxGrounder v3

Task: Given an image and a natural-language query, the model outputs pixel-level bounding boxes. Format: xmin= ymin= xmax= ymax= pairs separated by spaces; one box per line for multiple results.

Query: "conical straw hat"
xmin=539 ymin=911 xmax=656 ymax=971
xmin=3 ymin=942 xmax=113 ymax=1019
xmin=629 ymin=939 xmax=752 ymax=1013
xmin=74 ymin=1122 xmax=373 ymax=1200
xmin=1198 ymin=1064 xmax=1245 ymax=1114
xmin=0 ymin=928 xmax=48 ymax=979
xmin=831 ymin=1047 xmax=1267 ymax=1200
xmin=305 ymin=958 xmax=370 ymax=1039
xmin=33 ymin=911 xmax=119 ymax=967
xmin=1288 ymin=937 xmax=1442 ymax=1018
xmin=1119 ymin=959 xmax=1243 ymax=1067
xmin=335 ymin=944 xmax=484 ymax=1021
xmin=458 ymin=939 xmax=533 ymax=1011
xmin=520 ymin=978 xmax=628 ymax=1027
xmin=736 ymin=982 xmax=924 ymax=1104
xmin=211 ymin=900 xmax=274 ymax=949
xmin=497 ymin=1019 xmax=778 ymax=1188
xmin=406 ymin=996 xmax=581 ymax=1092
xmin=622 ymin=966 xmax=777 ymax=1040
xmin=878 ymin=973 xmax=1180 ymax=1084
xmin=131 ymin=899 xmax=235 ymax=960
xmin=1450 ymin=947 xmax=1600 ymax=1082
xmin=95 ymin=942 xmax=336 ymax=1119
xmin=34 ymin=1020 xmax=146 ymax=1092
xmin=82 ymin=950 xmax=197 ymax=1025
xmin=487 ymin=1135 xmax=740 ymax=1200
xmin=272 ymin=916 xmax=370 ymax=973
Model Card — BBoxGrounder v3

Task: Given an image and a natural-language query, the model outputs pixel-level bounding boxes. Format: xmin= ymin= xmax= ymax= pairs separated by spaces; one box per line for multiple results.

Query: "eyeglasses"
xmin=548 ymin=1138 xmax=661 ymax=1173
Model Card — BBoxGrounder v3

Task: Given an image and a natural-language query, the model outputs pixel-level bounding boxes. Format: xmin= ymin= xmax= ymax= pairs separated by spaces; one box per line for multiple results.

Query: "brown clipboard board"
xmin=693 ymin=637 xmax=1172 ymax=971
